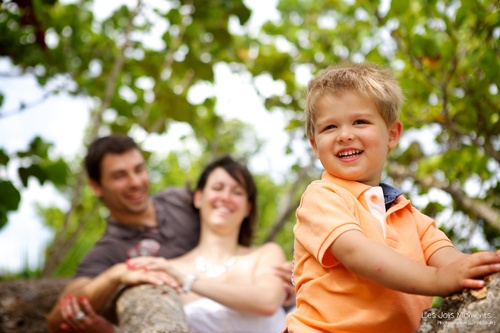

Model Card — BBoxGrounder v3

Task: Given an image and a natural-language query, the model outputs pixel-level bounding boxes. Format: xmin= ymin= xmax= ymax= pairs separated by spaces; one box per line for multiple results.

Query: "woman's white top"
xmin=184 ymin=297 xmax=286 ymax=333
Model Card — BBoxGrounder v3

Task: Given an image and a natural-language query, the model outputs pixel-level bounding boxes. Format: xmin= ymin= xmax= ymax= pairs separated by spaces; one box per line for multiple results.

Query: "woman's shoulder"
xmin=251 ymin=242 xmax=286 ymax=260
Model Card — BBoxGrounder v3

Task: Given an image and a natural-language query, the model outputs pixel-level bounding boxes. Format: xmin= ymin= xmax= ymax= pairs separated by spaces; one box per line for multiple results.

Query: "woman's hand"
xmin=274 ymin=261 xmax=296 ymax=308
xmin=58 ymin=294 xmax=115 ymax=333
xmin=125 ymin=256 xmax=184 ymax=293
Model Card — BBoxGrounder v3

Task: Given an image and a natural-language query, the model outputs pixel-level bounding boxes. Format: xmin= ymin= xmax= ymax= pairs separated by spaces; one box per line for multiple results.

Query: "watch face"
xmin=127 ymin=238 xmax=161 ymax=258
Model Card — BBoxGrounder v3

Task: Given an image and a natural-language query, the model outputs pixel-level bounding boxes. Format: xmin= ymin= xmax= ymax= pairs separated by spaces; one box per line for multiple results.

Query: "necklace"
xmin=195 ymin=255 xmax=237 ymax=278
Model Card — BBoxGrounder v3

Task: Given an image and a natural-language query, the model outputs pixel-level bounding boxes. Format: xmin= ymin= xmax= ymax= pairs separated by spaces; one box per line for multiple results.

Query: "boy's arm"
xmin=330 ymin=230 xmax=500 ymax=297
xmin=427 ymin=246 xmax=468 ymax=268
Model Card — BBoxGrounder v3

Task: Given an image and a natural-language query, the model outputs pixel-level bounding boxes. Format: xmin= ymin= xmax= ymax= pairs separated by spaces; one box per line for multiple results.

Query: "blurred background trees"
xmin=0 ymin=0 xmax=498 ymax=278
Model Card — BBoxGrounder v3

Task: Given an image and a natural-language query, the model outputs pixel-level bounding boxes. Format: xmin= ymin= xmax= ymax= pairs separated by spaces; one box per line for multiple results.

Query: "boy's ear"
xmin=309 ymin=136 xmax=320 ymax=158
xmin=388 ymin=121 xmax=403 ymax=149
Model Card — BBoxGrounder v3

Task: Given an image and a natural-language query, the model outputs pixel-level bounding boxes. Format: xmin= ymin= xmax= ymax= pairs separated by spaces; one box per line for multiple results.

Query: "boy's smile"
xmin=310 ymin=91 xmax=402 ymax=186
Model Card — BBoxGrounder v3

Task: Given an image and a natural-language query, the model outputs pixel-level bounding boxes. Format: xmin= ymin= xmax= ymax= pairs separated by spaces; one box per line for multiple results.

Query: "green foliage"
xmin=41 ymin=187 xmax=107 ymax=277
xmin=0 ymin=180 xmax=20 ymax=229
xmin=1 ymin=0 xmax=499 ymax=277
xmin=0 ymin=136 xmax=69 ymax=230
xmin=246 ymin=0 xmax=500 ymax=247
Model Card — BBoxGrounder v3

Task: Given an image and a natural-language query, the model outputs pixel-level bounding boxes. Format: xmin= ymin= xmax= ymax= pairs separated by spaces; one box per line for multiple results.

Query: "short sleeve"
xmin=413 ymin=207 xmax=453 ymax=261
xmin=74 ymin=239 xmax=127 ymax=278
xmin=295 ymin=182 xmax=362 ymax=267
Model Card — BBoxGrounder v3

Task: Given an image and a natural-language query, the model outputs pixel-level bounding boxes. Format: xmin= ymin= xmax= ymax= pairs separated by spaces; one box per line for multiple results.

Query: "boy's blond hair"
xmin=305 ymin=63 xmax=403 ymax=138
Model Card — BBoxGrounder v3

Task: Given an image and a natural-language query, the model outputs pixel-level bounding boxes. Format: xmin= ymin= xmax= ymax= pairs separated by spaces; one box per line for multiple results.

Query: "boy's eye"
xmin=321 ymin=124 xmax=336 ymax=132
xmin=354 ymin=120 xmax=368 ymax=125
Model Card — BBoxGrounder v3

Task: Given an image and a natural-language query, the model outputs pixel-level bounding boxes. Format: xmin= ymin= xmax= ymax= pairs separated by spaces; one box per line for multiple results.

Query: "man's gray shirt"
xmin=74 ymin=187 xmax=200 ymax=278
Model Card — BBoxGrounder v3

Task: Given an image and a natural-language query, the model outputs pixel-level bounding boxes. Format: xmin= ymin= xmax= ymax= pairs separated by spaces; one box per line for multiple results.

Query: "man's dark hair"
xmin=84 ymin=134 xmax=141 ymax=184
xmin=195 ymin=155 xmax=257 ymax=246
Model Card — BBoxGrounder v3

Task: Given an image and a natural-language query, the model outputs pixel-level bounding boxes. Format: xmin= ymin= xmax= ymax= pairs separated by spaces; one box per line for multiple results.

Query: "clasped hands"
xmin=124 ymin=256 xmax=184 ymax=293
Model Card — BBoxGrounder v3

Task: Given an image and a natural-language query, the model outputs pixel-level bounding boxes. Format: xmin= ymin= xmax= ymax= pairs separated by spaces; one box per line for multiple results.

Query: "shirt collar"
xmin=321 ymin=171 xmax=403 ymax=209
xmin=104 ymin=220 xmax=143 ymax=239
xmin=104 ymin=199 xmax=161 ymax=239
xmin=321 ymin=171 xmax=372 ymax=197
xmin=380 ymin=182 xmax=403 ymax=210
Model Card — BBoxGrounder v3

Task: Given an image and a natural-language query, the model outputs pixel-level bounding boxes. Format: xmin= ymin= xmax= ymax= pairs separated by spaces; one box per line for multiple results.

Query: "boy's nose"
xmin=337 ymin=127 xmax=354 ymax=141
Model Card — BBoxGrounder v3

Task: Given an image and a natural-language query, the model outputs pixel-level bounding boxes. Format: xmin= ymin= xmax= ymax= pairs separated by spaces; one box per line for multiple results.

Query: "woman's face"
xmin=194 ymin=167 xmax=252 ymax=234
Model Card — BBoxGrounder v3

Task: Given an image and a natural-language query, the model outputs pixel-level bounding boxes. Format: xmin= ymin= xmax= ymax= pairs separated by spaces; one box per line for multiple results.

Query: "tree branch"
xmin=387 ymin=162 xmax=500 ymax=232
xmin=41 ymin=0 xmax=144 ymax=277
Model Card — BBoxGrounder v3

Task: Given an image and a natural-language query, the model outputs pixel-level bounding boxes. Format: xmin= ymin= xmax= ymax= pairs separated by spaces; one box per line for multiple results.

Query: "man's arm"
xmin=47 ymin=264 xmax=126 ymax=333
xmin=47 ymin=262 xmax=175 ymax=333
xmin=56 ymin=292 xmax=116 ymax=333
xmin=331 ymin=230 xmax=500 ymax=297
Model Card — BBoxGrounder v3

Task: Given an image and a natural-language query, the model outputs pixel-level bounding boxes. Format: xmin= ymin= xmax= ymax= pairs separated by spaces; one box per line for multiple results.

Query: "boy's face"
xmin=90 ymin=149 xmax=151 ymax=218
xmin=309 ymin=92 xmax=402 ymax=186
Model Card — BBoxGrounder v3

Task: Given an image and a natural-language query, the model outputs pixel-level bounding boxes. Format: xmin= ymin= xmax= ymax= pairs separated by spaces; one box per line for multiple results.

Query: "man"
xmin=47 ymin=134 xmax=293 ymax=333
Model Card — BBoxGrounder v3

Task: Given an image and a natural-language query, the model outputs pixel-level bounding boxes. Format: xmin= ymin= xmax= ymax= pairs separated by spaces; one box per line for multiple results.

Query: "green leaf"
xmin=387 ymin=1 xmax=411 ymax=16
xmin=18 ymin=164 xmax=47 ymax=187
xmin=43 ymin=158 xmax=70 ymax=186
xmin=0 ymin=149 xmax=9 ymax=166
xmin=0 ymin=180 xmax=21 ymax=229
xmin=16 ymin=136 xmax=53 ymax=159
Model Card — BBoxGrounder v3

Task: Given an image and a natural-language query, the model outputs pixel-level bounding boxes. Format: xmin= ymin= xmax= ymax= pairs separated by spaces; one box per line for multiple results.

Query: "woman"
xmin=127 ymin=155 xmax=287 ymax=332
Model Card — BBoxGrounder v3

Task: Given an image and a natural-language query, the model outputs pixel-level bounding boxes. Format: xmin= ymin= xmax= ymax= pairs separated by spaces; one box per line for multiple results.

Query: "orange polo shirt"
xmin=286 ymin=172 xmax=453 ymax=333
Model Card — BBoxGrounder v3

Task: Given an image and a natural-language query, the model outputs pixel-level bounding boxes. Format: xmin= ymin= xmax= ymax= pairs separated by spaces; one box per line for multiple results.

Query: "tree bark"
xmin=0 ymin=278 xmax=69 ymax=333
xmin=416 ymin=273 xmax=500 ymax=333
xmin=6 ymin=274 xmax=500 ymax=333
xmin=116 ymin=284 xmax=189 ymax=333
xmin=0 ymin=279 xmax=189 ymax=333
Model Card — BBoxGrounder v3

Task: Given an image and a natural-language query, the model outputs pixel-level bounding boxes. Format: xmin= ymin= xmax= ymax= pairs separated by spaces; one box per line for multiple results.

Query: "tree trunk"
xmin=0 ymin=278 xmax=69 ymax=333
xmin=6 ymin=274 xmax=500 ymax=333
xmin=416 ymin=273 xmax=500 ymax=333
xmin=116 ymin=284 xmax=189 ymax=333
xmin=0 ymin=279 xmax=189 ymax=333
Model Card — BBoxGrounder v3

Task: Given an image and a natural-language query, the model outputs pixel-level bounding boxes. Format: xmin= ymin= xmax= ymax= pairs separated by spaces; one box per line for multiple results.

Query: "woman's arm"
xmin=129 ymin=243 xmax=287 ymax=315
xmin=331 ymin=230 xmax=500 ymax=297
xmin=189 ymin=243 xmax=286 ymax=315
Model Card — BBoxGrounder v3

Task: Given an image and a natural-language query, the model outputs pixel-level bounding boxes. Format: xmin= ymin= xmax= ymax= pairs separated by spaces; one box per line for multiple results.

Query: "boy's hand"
xmin=331 ymin=230 xmax=500 ymax=297
xmin=435 ymin=251 xmax=500 ymax=296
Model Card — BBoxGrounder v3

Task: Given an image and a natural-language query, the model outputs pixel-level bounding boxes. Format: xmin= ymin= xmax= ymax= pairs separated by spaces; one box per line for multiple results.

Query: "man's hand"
xmin=59 ymin=295 xmax=115 ymax=333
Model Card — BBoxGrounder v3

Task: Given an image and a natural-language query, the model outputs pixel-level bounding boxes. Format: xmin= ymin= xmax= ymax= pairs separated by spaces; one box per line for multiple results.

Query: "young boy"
xmin=283 ymin=63 xmax=500 ymax=333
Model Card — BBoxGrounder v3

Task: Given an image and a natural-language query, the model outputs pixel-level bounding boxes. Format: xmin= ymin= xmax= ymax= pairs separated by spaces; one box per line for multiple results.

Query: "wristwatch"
xmin=182 ymin=273 xmax=198 ymax=294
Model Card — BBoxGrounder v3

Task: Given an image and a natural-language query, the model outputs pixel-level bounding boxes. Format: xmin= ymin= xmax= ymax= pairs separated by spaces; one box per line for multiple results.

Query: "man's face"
xmin=91 ymin=149 xmax=150 ymax=218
